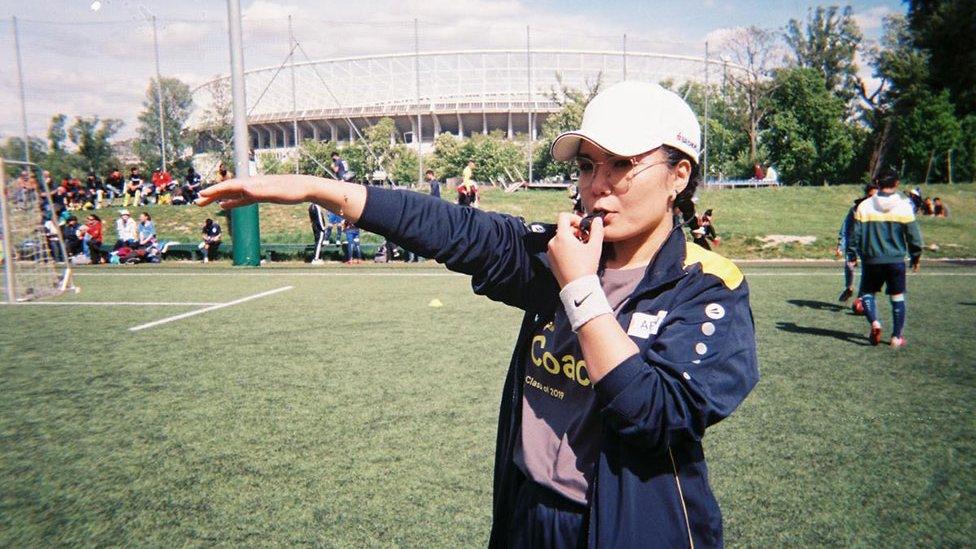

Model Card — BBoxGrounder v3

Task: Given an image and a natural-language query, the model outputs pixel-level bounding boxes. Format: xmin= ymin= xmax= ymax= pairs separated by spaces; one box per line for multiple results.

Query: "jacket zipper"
xmin=668 ymin=446 xmax=695 ymax=549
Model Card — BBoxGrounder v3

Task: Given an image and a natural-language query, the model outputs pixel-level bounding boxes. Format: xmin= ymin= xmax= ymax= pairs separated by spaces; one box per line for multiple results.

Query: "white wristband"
xmin=559 ymin=274 xmax=612 ymax=332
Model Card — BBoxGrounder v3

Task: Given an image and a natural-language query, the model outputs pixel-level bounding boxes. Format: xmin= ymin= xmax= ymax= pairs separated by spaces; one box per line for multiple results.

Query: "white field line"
xmin=1 ymin=301 xmax=221 ymax=306
xmin=72 ymin=271 xmax=976 ymax=278
xmin=128 ymin=286 xmax=294 ymax=332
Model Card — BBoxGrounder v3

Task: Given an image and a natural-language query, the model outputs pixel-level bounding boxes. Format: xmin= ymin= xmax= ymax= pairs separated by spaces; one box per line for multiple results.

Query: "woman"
xmin=198 ymin=81 xmax=758 ymax=547
xmin=84 ymin=214 xmax=104 ymax=264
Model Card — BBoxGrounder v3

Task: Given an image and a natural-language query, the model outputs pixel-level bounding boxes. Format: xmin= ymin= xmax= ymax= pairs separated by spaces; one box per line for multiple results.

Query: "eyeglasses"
xmin=575 ymin=155 xmax=669 ymax=193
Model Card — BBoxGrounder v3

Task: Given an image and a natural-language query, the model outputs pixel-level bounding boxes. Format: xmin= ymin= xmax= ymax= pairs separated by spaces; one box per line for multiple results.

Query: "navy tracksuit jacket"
xmin=357 ymin=186 xmax=760 ymax=548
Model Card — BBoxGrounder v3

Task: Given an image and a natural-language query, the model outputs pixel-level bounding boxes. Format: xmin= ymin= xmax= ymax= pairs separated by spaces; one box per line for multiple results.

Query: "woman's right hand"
xmin=196 ymin=175 xmax=313 ymax=210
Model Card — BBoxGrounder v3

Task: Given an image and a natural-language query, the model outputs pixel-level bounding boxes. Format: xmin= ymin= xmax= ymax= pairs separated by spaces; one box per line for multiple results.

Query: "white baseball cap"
xmin=550 ymin=80 xmax=701 ymax=164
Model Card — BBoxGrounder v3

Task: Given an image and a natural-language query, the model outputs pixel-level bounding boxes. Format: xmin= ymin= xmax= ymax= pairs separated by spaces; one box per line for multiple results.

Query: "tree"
xmin=677 ymin=80 xmax=752 ymax=180
xmin=135 ymin=76 xmax=194 ymax=173
xmin=763 ymin=68 xmax=855 ymax=185
xmin=42 ymin=113 xmax=80 ymax=180
xmin=896 ymin=89 xmax=961 ymax=182
xmin=907 ymin=0 xmax=976 ymax=117
xmin=194 ymin=78 xmax=234 ymax=170
xmin=785 ymin=6 xmax=864 ymax=108
xmin=719 ymin=25 xmax=780 ymax=166
xmin=296 ymin=139 xmax=339 ymax=178
xmin=68 ymin=116 xmax=123 ymax=174
xmin=533 ymin=75 xmax=602 ymax=179
xmin=429 ymin=131 xmax=526 ymax=184
xmin=0 ymin=137 xmax=47 ymax=180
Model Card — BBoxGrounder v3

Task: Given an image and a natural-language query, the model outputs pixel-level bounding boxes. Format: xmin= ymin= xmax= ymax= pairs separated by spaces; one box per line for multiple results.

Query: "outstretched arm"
xmin=197 ymin=175 xmax=367 ymax=221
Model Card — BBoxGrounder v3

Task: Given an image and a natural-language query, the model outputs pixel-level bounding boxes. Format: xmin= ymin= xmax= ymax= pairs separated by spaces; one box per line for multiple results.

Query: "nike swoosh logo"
xmin=574 ymin=293 xmax=592 ymax=307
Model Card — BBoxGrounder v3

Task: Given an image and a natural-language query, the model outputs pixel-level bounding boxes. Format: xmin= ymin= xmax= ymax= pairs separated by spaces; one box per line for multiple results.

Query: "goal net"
xmin=0 ymin=158 xmax=73 ymax=302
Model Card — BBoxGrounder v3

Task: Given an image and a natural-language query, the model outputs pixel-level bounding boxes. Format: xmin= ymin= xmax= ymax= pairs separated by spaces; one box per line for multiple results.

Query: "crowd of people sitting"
xmin=33 ymin=163 xmax=235 ymax=212
xmin=908 ymin=188 xmax=950 ymax=217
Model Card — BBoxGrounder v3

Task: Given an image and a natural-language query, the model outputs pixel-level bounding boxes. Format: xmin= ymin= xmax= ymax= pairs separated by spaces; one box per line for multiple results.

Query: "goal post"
xmin=0 ymin=157 xmax=74 ymax=303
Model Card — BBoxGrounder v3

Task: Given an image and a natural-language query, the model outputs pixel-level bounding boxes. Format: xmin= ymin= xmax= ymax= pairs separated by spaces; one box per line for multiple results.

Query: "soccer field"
xmin=1 ymin=262 xmax=974 ymax=546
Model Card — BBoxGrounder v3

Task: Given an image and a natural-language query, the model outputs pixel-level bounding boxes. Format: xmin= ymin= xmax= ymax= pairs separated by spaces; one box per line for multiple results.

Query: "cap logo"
xmin=676 ymin=133 xmax=699 ymax=152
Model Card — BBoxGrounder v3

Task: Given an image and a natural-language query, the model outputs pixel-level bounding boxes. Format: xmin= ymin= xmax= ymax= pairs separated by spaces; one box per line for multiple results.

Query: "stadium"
xmin=192 ymin=48 xmax=746 ymax=156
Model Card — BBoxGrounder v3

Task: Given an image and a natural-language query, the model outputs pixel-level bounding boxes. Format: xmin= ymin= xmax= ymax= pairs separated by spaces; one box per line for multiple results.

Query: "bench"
xmin=160 ymin=241 xmax=381 ymax=262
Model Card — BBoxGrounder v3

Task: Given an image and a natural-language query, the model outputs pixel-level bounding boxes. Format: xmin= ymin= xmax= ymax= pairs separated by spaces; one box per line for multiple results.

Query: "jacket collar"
xmin=629 ymin=226 xmax=689 ymax=297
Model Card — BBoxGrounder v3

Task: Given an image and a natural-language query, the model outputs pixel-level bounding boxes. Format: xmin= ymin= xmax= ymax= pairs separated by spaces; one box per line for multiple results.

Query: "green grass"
xmin=85 ymin=182 xmax=976 ymax=259
xmin=1 ymin=262 xmax=973 ymax=545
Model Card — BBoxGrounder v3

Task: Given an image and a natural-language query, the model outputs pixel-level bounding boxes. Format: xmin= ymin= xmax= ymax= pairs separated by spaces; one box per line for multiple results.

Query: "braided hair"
xmin=661 ymin=145 xmax=701 ymax=228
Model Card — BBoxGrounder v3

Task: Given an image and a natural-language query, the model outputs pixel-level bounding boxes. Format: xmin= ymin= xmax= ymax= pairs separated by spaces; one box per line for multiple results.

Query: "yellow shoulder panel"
xmin=683 ymin=242 xmax=744 ymax=290
xmin=853 ymin=212 xmax=916 ymax=223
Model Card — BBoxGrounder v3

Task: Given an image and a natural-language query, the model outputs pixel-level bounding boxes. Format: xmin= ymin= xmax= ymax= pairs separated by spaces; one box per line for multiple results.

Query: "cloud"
xmin=852 ymin=6 xmax=891 ymax=32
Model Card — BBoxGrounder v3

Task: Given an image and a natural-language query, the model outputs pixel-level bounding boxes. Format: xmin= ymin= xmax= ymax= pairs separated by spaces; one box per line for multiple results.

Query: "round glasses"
xmin=575 ymin=155 xmax=669 ymax=194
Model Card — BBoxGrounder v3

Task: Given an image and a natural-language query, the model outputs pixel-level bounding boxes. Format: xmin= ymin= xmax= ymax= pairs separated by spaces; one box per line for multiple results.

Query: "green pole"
xmin=227 ymin=0 xmax=260 ymax=266
xmin=231 ymin=204 xmax=261 ymax=266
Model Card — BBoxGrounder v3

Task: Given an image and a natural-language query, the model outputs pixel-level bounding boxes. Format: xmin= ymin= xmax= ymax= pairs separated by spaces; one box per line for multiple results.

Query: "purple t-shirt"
xmin=513 ymin=265 xmax=645 ymax=505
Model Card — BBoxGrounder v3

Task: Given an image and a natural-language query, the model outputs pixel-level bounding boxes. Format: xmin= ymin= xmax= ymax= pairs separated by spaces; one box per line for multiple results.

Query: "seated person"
xmin=137 ymin=212 xmax=156 ymax=249
xmin=62 ymin=216 xmax=83 ymax=256
xmin=114 ymin=209 xmax=138 ymax=249
xmin=933 ymin=197 xmax=949 ymax=218
xmin=199 ymin=218 xmax=222 ymax=263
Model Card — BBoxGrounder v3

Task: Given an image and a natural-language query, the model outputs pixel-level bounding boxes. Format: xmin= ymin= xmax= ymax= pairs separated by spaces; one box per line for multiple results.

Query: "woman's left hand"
xmin=547 ymin=212 xmax=604 ymax=288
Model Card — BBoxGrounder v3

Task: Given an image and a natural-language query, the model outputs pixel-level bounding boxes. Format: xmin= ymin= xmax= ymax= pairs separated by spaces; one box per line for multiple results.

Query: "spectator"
xmin=752 ymin=163 xmax=764 ymax=180
xmin=458 ymin=160 xmax=478 ymax=206
xmin=62 ymin=216 xmax=82 ymax=256
xmin=308 ymin=203 xmax=328 ymax=264
xmin=922 ymin=197 xmax=935 ymax=216
xmin=140 ymin=171 xmax=157 ymax=205
xmin=15 ymin=170 xmax=29 ymax=207
xmin=331 ymin=152 xmax=352 ymax=181
xmin=763 ymin=164 xmax=778 ymax=183
xmin=184 ymin=167 xmax=202 ymax=202
xmin=170 ymin=184 xmax=187 ymax=206
xmin=124 ymin=167 xmax=142 ymax=207
xmin=51 ymin=185 xmax=68 ymax=212
xmin=343 ymin=220 xmax=362 ymax=264
xmin=908 ymin=188 xmax=923 ymax=213
xmin=425 ymin=169 xmax=441 ymax=199
xmin=568 ymin=183 xmax=584 ymax=215
xmin=691 ymin=208 xmax=719 ymax=250
xmin=153 ymin=169 xmax=175 ymax=205
xmin=114 ymin=209 xmax=138 ymax=249
xmin=137 ymin=212 xmax=156 ymax=249
xmin=217 ymin=163 xmax=233 ymax=182
xmin=325 ymin=210 xmax=344 ymax=245
xmin=200 ymin=218 xmax=221 ymax=263
xmin=104 ymin=169 xmax=124 ymax=203
xmin=933 ymin=197 xmax=949 ymax=218
xmin=81 ymin=214 xmax=104 ymax=264
xmin=44 ymin=214 xmax=63 ymax=262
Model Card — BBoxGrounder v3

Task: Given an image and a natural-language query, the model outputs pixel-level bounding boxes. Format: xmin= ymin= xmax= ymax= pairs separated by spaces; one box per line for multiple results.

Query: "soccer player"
xmin=198 ymin=81 xmax=759 ymax=546
xmin=847 ymin=169 xmax=924 ymax=347
xmin=836 ymin=183 xmax=878 ymax=303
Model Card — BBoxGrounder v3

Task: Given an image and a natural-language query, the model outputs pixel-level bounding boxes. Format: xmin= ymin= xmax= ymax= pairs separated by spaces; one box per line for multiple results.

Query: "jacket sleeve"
xmin=356 ymin=186 xmax=558 ymax=311
xmin=592 ymin=277 xmax=759 ymax=450
xmin=847 ymin=211 xmax=862 ymax=257
xmin=905 ymin=220 xmax=924 ymax=261
xmin=838 ymin=209 xmax=853 ymax=249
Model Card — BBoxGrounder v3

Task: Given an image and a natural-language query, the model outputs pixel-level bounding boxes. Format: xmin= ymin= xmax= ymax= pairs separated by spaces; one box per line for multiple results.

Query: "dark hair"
xmin=704 ymin=209 xmax=713 ymax=217
xmin=90 ymin=214 xmax=101 ymax=222
xmin=863 ymin=183 xmax=879 ymax=195
xmin=331 ymin=152 xmax=339 ymax=157
xmin=141 ymin=212 xmax=152 ymax=221
xmin=876 ymin=168 xmax=899 ymax=189
xmin=425 ymin=169 xmax=434 ymax=175
xmin=661 ymin=145 xmax=701 ymax=225
xmin=205 ymin=218 xmax=213 ymax=225
xmin=933 ymin=197 xmax=941 ymax=201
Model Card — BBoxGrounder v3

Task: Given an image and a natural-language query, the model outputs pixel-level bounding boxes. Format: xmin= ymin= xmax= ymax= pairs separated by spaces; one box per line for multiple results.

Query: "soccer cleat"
xmin=869 ymin=325 xmax=882 ymax=346
xmin=851 ymin=297 xmax=865 ymax=315
xmin=890 ymin=336 xmax=907 ymax=348
xmin=838 ymin=288 xmax=853 ymax=302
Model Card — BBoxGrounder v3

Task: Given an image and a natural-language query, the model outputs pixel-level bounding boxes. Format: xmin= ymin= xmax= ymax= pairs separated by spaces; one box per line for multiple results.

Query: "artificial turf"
xmin=0 ymin=262 xmax=973 ymax=546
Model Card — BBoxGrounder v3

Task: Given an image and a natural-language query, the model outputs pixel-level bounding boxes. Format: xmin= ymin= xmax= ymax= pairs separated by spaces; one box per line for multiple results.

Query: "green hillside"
xmin=86 ymin=183 xmax=974 ymax=259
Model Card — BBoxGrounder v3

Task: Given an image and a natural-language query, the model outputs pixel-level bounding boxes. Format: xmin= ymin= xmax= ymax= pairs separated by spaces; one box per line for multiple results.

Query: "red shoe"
xmin=869 ymin=325 xmax=882 ymax=346
xmin=890 ymin=336 xmax=907 ymax=348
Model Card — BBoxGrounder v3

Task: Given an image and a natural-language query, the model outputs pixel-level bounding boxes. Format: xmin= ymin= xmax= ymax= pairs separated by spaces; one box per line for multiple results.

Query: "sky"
xmin=0 ymin=0 xmax=906 ymax=141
